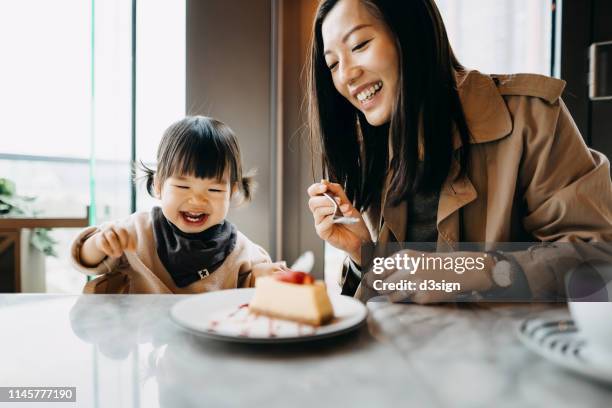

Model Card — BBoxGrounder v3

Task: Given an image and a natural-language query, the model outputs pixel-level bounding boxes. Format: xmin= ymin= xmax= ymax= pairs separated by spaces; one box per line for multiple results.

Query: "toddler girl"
xmin=71 ymin=116 xmax=280 ymax=293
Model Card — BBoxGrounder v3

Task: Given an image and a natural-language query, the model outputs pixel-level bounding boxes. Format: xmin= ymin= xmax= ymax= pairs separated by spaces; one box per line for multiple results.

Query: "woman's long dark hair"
xmin=307 ymin=0 xmax=471 ymax=211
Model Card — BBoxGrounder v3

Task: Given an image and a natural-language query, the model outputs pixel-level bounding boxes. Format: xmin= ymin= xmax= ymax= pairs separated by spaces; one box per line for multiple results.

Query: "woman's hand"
xmin=364 ymin=250 xmax=495 ymax=304
xmin=80 ymin=223 xmax=136 ymax=267
xmin=307 ymin=180 xmax=372 ymax=264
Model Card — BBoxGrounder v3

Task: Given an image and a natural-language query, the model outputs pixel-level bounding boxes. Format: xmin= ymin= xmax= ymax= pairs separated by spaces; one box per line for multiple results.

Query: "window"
xmin=0 ymin=0 xmax=185 ymax=293
xmin=436 ymin=0 xmax=553 ymax=75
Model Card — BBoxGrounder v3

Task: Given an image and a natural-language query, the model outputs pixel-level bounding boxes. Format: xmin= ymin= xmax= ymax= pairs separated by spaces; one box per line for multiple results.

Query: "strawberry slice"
xmin=275 ymin=270 xmax=314 ymax=285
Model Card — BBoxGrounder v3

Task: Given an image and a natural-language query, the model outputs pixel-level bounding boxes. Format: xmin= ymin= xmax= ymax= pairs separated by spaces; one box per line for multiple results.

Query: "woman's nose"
xmin=338 ymin=59 xmax=362 ymax=86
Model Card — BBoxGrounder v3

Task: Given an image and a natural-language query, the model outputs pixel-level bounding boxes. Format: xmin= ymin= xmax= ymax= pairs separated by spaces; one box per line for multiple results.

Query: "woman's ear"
xmin=231 ymin=182 xmax=238 ymax=196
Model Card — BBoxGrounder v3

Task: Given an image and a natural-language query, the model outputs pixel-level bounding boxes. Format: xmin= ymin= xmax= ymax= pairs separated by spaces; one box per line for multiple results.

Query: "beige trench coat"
xmin=349 ymin=70 xmax=612 ymax=299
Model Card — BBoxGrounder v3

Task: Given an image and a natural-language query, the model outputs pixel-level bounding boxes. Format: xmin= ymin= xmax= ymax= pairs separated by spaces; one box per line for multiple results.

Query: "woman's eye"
xmin=327 ymin=61 xmax=338 ymax=71
xmin=351 ymin=39 xmax=372 ymax=52
xmin=173 ymin=185 xmax=189 ymax=189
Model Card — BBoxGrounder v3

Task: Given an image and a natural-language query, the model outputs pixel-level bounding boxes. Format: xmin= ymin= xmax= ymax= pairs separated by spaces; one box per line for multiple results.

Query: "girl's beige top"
xmin=71 ymin=212 xmax=280 ymax=294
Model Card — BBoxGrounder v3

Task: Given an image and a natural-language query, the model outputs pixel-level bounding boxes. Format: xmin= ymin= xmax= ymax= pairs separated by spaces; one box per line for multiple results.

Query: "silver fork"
xmin=322 ymin=193 xmax=360 ymax=225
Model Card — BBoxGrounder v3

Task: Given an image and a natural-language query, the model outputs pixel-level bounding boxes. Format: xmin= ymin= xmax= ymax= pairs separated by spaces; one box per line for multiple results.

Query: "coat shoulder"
xmin=490 ymin=73 xmax=566 ymax=104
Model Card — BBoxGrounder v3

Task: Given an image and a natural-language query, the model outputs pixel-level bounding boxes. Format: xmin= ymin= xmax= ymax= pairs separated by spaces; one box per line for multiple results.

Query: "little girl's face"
xmin=157 ymin=174 xmax=232 ymax=233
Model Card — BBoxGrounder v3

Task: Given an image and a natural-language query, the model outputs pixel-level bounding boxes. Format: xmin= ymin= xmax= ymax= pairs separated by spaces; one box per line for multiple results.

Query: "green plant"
xmin=0 ymin=178 xmax=58 ymax=257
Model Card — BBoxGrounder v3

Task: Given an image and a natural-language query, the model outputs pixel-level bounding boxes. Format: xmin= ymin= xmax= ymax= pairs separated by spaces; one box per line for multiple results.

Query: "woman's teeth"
xmin=357 ymin=82 xmax=382 ymax=103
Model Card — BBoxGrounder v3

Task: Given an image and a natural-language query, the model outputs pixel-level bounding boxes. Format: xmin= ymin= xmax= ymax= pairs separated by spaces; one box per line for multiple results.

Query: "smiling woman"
xmin=305 ymin=0 xmax=612 ymax=302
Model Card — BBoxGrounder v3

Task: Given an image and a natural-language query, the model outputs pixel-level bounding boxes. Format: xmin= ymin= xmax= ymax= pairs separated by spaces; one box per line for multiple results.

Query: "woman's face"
xmin=322 ymin=0 xmax=399 ymax=126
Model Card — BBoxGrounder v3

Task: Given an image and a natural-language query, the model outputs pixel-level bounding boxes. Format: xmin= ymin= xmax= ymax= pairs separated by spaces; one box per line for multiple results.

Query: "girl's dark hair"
xmin=307 ymin=0 xmax=471 ymax=211
xmin=141 ymin=116 xmax=255 ymax=202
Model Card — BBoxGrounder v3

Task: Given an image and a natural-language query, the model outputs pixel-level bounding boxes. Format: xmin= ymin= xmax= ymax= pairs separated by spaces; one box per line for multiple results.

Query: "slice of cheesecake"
xmin=249 ymin=271 xmax=334 ymax=326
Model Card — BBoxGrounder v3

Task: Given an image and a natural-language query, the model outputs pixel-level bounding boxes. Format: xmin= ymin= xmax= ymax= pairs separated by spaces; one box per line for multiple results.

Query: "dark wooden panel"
xmin=0 ymin=233 xmax=19 ymax=292
xmin=590 ymin=0 xmax=612 ymax=162
xmin=560 ymin=0 xmax=593 ymax=143
xmin=592 ymin=0 xmax=612 ymax=39
xmin=0 ymin=217 xmax=88 ymax=229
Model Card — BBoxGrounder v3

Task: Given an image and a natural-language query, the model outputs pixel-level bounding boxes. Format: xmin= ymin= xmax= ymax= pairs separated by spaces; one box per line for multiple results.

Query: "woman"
xmin=306 ymin=0 xmax=612 ymax=302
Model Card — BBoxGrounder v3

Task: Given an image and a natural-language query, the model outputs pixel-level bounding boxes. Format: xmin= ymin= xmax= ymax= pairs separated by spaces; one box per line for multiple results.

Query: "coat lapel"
xmin=436 ymin=159 xmax=477 ymax=247
xmin=437 ymin=71 xmax=513 ymax=246
xmin=379 ymin=70 xmax=513 ymax=246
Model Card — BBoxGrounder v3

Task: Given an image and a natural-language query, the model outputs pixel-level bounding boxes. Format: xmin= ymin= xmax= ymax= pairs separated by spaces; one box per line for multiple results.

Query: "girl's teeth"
xmin=183 ymin=212 xmax=206 ymax=222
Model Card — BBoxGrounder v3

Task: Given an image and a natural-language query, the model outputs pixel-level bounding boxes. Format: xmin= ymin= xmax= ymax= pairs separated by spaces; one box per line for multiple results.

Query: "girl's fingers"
xmin=115 ymin=227 xmax=130 ymax=250
xmin=97 ymin=234 xmax=115 ymax=258
xmin=103 ymin=228 xmax=122 ymax=257
xmin=127 ymin=233 xmax=137 ymax=251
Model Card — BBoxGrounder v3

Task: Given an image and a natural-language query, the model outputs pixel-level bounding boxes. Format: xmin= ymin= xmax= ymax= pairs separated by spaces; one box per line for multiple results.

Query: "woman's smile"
xmin=354 ymin=80 xmax=383 ymax=109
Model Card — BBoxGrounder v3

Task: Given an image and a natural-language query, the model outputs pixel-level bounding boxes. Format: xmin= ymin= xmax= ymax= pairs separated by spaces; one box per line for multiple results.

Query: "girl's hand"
xmin=307 ymin=180 xmax=372 ymax=264
xmin=93 ymin=223 xmax=135 ymax=259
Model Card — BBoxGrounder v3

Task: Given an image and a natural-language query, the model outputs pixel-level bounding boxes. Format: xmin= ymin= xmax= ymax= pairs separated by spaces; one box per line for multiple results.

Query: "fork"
xmin=322 ymin=193 xmax=360 ymax=225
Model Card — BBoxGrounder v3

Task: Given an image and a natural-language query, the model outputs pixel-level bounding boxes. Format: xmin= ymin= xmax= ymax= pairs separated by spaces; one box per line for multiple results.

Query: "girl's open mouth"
xmin=180 ymin=211 xmax=209 ymax=225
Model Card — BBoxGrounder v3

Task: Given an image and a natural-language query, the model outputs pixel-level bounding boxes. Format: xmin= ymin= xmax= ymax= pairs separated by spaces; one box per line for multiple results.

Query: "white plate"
xmin=170 ymin=288 xmax=368 ymax=343
xmin=517 ymin=316 xmax=612 ymax=384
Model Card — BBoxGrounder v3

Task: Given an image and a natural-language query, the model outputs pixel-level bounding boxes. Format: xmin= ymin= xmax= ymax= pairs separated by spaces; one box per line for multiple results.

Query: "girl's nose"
xmin=189 ymin=192 xmax=208 ymax=204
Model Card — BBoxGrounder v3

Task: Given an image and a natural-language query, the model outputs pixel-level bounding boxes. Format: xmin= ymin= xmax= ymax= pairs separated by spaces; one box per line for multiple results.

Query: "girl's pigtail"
xmin=239 ymin=168 xmax=257 ymax=203
xmin=139 ymin=160 xmax=157 ymax=197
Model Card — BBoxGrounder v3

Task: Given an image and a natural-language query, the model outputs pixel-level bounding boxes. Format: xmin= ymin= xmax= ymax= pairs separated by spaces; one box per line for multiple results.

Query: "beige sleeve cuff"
xmin=70 ymin=226 xmax=121 ymax=276
xmin=510 ymin=244 xmax=584 ymax=300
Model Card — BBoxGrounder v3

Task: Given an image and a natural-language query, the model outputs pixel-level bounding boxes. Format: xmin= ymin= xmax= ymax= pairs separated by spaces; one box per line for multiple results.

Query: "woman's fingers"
xmin=313 ymin=205 xmax=336 ymax=225
xmin=315 ymin=212 xmax=335 ymax=239
xmin=308 ymin=195 xmax=334 ymax=213
xmin=339 ymin=202 xmax=359 ymax=217
xmin=307 ymin=182 xmax=327 ymax=197
xmin=321 ymin=181 xmax=350 ymax=204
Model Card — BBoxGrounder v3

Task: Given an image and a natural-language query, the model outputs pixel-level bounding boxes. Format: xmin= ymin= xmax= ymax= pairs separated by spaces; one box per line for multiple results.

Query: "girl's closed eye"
xmin=209 ymin=188 xmax=225 ymax=193
xmin=173 ymin=185 xmax=190 ymax=189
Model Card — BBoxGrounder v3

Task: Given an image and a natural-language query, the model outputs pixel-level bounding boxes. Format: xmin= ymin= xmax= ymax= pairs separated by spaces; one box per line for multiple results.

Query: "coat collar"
xmin=382 ymin=70 xmax=510 ymax=245
xmin=452 ymin=70 xmax=513 ymax=149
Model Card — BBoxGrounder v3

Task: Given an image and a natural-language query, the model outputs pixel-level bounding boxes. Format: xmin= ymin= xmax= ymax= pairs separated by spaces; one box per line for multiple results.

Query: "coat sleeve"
xmin=70 ymin=226 xmax=127 ymax=276
xmin=511 ymin=98 xmax=612 ymax=299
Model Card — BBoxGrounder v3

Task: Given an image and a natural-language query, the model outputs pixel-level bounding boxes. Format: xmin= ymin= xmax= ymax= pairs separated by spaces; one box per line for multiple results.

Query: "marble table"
xmin=0 ymin=295 xmax=611 ymax=408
